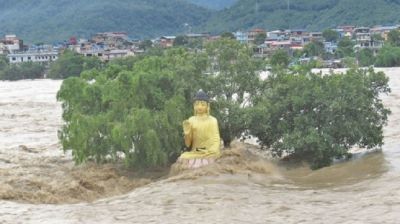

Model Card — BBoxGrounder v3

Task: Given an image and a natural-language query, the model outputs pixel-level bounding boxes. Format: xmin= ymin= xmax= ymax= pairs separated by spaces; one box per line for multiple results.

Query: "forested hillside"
xmin=0 ymin=0 xmax=211 ymax=43
xmin=202 ymin=0 xmax=400 ymax=32
xmin=1 ymin=0 xmax=400 ymax=43
xmin=186 ymin=0 xmax=238 ymax=10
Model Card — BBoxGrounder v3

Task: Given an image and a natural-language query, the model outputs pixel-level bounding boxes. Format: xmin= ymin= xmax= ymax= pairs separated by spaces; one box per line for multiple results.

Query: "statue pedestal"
xmin=176 ymin=157 xmax=216 ymax=169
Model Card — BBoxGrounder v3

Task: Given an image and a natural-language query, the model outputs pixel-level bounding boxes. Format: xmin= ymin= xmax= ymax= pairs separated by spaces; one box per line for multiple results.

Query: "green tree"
xmin=220 ymin=32 xmax=235 ymax=39
xmin=254 ymin=32 xmax=267 ymax=45
xmin=336 ymin=37 xmax=355 ymax=58
xmin=302 ymin=41 xmax=325 ymax=58
xmin=0 ymin=62 xmax=46 ymax=80
xmin=0 ymin=55 xmax=9 ymax=70
xmin=322 ymin=29 xmax=339 ymax=42
xmin=372 ymin=33 xmax=384 ymax=41
xmin=204 ymin=38 xmax=263 ymax=147
xmin=139 ymin=39 xmax=153 ymax=51
xmin=387 ymin=29 xmax=400 ymax=47
xmin=375 ymin=45 xmax=400 ymax=67
xmin=173 ymin=35 xmax=189 ymax=46
xmin=270 ymin=50 xmax=289 ymax=67
xmin=249 ymin=67 xmax=390 ymax=169
xmin=48 ymin=50 xmax=102 ymax=79
xmin=357 ymin=48 xmax=375 ymax=66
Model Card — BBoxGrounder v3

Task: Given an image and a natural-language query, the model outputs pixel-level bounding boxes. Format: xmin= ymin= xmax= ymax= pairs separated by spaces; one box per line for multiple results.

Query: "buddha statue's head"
xmin=193 ymin=89 xmax=210 ymax=116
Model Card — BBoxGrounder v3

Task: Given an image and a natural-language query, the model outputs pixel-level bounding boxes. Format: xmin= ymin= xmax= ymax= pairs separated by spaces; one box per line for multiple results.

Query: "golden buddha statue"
xmin=178 ymin=90 xmax=221 ymax=168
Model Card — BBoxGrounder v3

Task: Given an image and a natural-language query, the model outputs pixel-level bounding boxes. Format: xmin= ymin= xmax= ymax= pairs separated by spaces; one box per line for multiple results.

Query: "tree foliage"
xmin=48 ymin=50 xmax=103 ymax=79
xmin=336 ymin=37 xmax=355 ymax=58
xmin=322 ymin=29 xmax=339 ymax=43
xmin=249 ymin=67 xmax=390 ymax=169
xmin=57 ymin=40 xmax=391 ymax=170
xmin=254 ymin=32 xmax=267 ymax=45
xmin=204 ymin=38 xmax=263 ymax=147
xmin=387 ymin=29 xmax=400 ymax=47
xmin=357 ymin=48 xmax=375 ymax=66
xmin=220 ymin=32 xmax=235 ymax=39
xmin=57 ymin=48 xmax=209 ymax=167
xmin=375 ymin=45 xmax=400 ymax=67
xmin=57 ymin=39 xmax=263 ymax=167
xmin=173 ymin=35 xmax=189 ymax=47
xmin=0 ymin=61 xmax=46 ymax=80
xmin=302 ymin=41 xmax=325 ymax=58
xmin=270 ymin=50 xmax=289 ymax=67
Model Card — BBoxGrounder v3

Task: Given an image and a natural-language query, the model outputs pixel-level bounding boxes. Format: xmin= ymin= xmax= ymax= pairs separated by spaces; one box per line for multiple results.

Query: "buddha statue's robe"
xmin=179 ymin=115 xmax=220 ymax=160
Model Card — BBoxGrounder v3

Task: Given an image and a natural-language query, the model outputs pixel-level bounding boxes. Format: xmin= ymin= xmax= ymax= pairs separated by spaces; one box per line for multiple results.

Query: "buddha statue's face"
xmin=194 ymin=100 xmax=208 ymax=115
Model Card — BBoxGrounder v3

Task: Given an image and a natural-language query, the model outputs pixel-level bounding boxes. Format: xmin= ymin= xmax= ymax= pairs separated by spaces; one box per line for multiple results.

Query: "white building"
xmin=3 ymin=34 xmax=22 ymax=53
xmin=7 ymin=51 xmax=59 ymax=63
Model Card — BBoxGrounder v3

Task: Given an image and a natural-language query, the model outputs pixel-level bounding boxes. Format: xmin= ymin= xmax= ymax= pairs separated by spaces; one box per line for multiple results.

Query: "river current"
xmin=0 ymin=68 xmax=399 ymax=223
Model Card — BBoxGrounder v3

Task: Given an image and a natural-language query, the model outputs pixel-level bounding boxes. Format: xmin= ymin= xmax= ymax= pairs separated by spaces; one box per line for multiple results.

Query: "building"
xmin=234 ymin=31 xmax=248 ymax=44
xmin=247 ymin=28 xmax=266 ymax=43
xmin=159 ymin=36 xmax=176 ymax=48
xmin=0 ymin=34 xmax=23 ymax=53
xmin=91 ymin=32 xmax=130 ymax=49
xmin=370 ymin=25 xmax=399 ymax=40
xmin=266 ymin=30 xmax=288 ymax=41
xmin=7 ymin=51 xmax=59 ymax=64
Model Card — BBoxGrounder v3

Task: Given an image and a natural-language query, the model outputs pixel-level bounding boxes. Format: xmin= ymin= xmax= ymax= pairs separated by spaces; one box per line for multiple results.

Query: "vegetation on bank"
xmin=0 ymin=55 xmax=46 ymax=80
xmin=47 ymin=50 xmax=103 ymax=79
xmin=57 ymin=38 xmax=390 ymax=170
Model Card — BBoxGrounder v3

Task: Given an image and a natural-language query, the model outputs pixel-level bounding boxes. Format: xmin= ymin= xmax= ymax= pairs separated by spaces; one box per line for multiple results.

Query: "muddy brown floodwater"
xmin=1 ymin=68 xmax=400 ymax=223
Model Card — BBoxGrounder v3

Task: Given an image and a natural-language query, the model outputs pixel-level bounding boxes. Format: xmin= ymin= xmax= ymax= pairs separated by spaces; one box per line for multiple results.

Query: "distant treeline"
xmin=0 ymin=55 xmax=45 ymax=80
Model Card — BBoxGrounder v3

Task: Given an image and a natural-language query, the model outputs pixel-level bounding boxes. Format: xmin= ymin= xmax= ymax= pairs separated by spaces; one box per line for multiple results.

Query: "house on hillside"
xmin=234 ymin=31 xmax=248 ymax=44
xmin=290 ymin=29 xmax=308 ymax=38
xmin=324 ymin=42 xmax=338 ymax=54
xmin=0 ymin=42 xmax=8 ymax=54
xmin=186 ymin=33 xmax=210 ymax=41
xmin=247 ymin=28 xmax=266 ymax=43
xmin=370 ymin=25 xmax=399 ymax=41
xmin=254 ymin=40 xmax=292 ymax=57
xmin=266 ymin=30 xmax=288 ymax=41
xmin=91 ymin=32 xmax=131 ymax=49
xmin=337 ymin=25 xmax=355 ymax=38
xmin=0 ymin=34 xmax=23 ymax=53
xmin=353 ymin=27 xmax=383 ymax=54
xmin=309 ymin=32 xmax=324 ymax=42
xmin=7 ymin=51 xmax=58 ymax=64
xmin=159 ymin=36 xmax=176 ymax=48
xmin=102 ymin=49 xmax=133 ymax=61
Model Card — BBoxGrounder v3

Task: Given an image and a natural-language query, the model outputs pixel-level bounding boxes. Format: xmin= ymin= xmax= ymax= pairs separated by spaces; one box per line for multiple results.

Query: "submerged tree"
xmin=249 ymin=67 xmax=390 ymax=169
xmin=57 ymin=48 xmax=207 ymax=167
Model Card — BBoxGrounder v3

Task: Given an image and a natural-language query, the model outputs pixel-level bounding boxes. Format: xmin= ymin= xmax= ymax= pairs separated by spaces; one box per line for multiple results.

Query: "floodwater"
xmin=1 ymin=68 xmax=400 ymax=223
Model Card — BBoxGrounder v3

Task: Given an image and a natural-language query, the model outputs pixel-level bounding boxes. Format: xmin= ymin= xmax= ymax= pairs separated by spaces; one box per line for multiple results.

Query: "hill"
xmin=201 ymin=0 xmax=400 ymax=33
xmin=0 ymin=0 xmax=211 ymax=43
xmin=2 ymin=0 xmax=400 ymax=43
xmin=186 ymin=0 xmax=238 ymax=10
